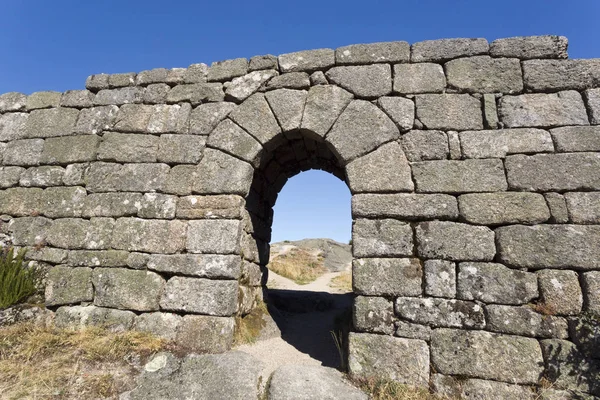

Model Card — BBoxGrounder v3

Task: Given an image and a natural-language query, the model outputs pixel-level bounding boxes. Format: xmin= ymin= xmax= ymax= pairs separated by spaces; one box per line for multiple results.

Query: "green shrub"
xmin=0 ymin=248 xmax=42 ymax=309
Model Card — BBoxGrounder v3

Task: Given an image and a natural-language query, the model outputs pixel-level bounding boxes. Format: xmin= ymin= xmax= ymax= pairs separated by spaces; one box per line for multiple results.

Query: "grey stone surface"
xmin=586 ymin=88 xmax=600 ymax=124
xmin=207 ymin=119 xmax=262 ymax=165
xmin=225 ymin=70 xmax=278 ymax=102
xmin=0 ymin=187 xmax=43 ymax=216
xmin=41 ymin=135 xmax=100 ymax=164
xmin=413 ymin=159 xmax=507 ymax=193
xmin=183 ymin=63 xmax=208 ymax=84
xmin=265 ymin=88 xmax=307 ymax=132
xmin=396 ymin=297 xmax=485 ymax=329
xmin=147 ymin=254 xmax=240 ymax=279
xmin=431 ymin=328 xmax=544 ymax=384
xmin=537 ymin=269 xmax=583 ymax=316
xmin=0 ymin=92 xmax=27 ymax=112
xmin=326 ymin=64 xmax=392 ymax=98
xmin=82 ymin=192 xmax=142 ymax=217
xmin=25 ymin=107 xmax=79 ymax=138
xmin=86 ymin=162 xmax=170 ymax=193
xmin=401 ymin=130 xmax=448 ymax=161
xmin=189 ymin=102 xmax=236 ymax=135
xmin=45 ymin=266 xmax=93 ymax=306
xmin=0 ymin=166 xmax=24 ymax=188
xmin=445 ymin=56 xmax=523 ymax=93
xmin=278 ymin=48 xmax=335 ymax=72
xmin=63 ymin=163 xmax=89 ymax=186
xmin=348 ymin=333 xmax=429 ymax=387
xmin=3 ymin=138 xmax=44 ymax=166
xmin=352 ymin=219 xmax=413 ymax=257
xmin=416 ymin=94 xmax=483 ymax=130
xmin=346 ymin=142 xmax=413 ymax=193
xmin=544 ymin=193 xmax=569 ymax=223
xmin=55 ymin=305 xmax=135 ymax=332
xmin=67 ymin=250 xmax=129 ymax=267
xmin=108 ymin=72 xmax=136 ymax=88
xmin=86 ymin=74 xmax=109 ymax=91
xmin=393 ymin=63 xmax=446 ymax=94
xmin=336 ymin=41 xmax=409 ymax=64
xmin=353 ymin=296 xmax=395 ymax=335
xmin=94 ymin=87 xmax=144 ymax=105
xmin=111 ymin=218 xmax=186 ymax=254
xmin=229 ymin=93 xmax=280 ymax=146
xmin=431 ymin=374 xmax=537 ymax=400
xmin=133 ymin=312 xmax=181 ymax=341
xmin=458 ymin=192 xmax=550 ymax=225
xmin=93 ymin=268 xmax=165 ymax=312
xmin=20 ymin=166 xmax=65 ymax=187
xmin=126 ymin=351 xmax=261 ymax=399
xmin=551 ymin=126 xmax=600 ymax=152
xmin=582 ymin=271 xmax=600 ymax=315
xmin=460 ymin=128 xmax=554 ymax=159
xmin=483 ymin=93 xmax=499 ymax=129
xmin=269 ymin=365 xmax=368 ymax=400
xmin=26 ymin=91 xmax=61 ymax=110
xmin=490 ymin=35 xmax=568 ymax=59
xmin=541 ymin=339 xmax=600 ymax=395
xmin=137 ymin=193 xmax=177 ymax=219
xmin=135 ymin=68 xmax=168 ymax=85
xmin=160 ymin=277 xmax=238 ymax=316
xmin=143 ymin=83 xmax=170 ymax=104
xmin=176 ymin=195 xmax=243 ymax=219
xmin=46 ymin=218 xmax=114 ymax=250
xmin=486 ymin=304 xmax=568 ymax=338
xmin=301 ymin=85 xmax=353 ymax=137
xmin=265 ymin=72 xmax=310 ymax=90
xmin=376 ymin=96 xmax=414 ymax=131
xmin=565 ymin=192 xmax=600 ymax=223
xmin=207 ymin=58 xmax=248 ymax=82
xmin=411 ymin=38 xmax=489 ymax=62
xmin=41 ymin=186 xmax=87 ymax=218
xmin=327 ymin=99 xmax=399 ymax=163
xmin=162 ymin=165 xmax=196 ymax=196
xmin=353 ymin=258 xmax=422 ymax=297
xmin=351 ymin=193 xmax=459 ymax=220
xmin=458 ymin=262 xmax=538 ymax=305
xmin=394 ymin=320 xmax=432 ymax=341
xmin=309 ymin=71 xmax=328 ymax=85
xmin=166 ymin=83 xmax=224 ymax=104
xmin=499 ymin=91 xmax=589 ymax=128
xmin=416 ymin=221 xmax=496 ymax=261
xmin=523 ymin=59 xmax=600 ymax=91
xmin=248 ymin=54 xmax=277 ymax=71
xmin=506 ymin=153 xmax=600 ymax=191
xmin=0 ymin=112 xmax=28 ymax=141
xmin=186 ymin=219 xmax=241 ymax=254
xmin=158 ymin=134 xmax=205 ymax=164
xmin=193 ymin=149 xmax=254 ymax=195
xmin=424 ymin=260 xmax=456 ymax=298
xmin=497 ymin=224 xmax=600 ymax=270
xmin=97 ymin=132 xmax=158 ymax=162
xmin=74 ymin=105 xmax=118 ymax=134
xmin=8 ymin=216 xmax=51 ymax=246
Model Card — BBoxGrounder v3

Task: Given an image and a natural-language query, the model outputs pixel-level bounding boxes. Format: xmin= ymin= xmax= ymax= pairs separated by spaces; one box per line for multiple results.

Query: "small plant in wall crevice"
xmin=0 ymin=248 xmax=42 ymax=309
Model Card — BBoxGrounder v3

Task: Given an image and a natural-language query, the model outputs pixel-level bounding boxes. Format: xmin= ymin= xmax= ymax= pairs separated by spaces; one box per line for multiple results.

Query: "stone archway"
xmin=1 ymin=35 xmax=599 ymax=395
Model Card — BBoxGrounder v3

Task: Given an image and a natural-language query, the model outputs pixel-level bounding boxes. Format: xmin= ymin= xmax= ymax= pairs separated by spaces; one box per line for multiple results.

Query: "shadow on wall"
xmin=267 ymin=288 xmax=353 ymax=369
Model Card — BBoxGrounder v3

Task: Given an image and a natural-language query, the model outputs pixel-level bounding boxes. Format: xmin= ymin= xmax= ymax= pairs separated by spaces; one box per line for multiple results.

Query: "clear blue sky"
xmin=2 ymin=1 xmax=599 ymax=243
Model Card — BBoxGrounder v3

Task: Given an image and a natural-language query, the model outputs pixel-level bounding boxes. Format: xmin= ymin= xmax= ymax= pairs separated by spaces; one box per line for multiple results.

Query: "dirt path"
xmin=235 ymin=266 xmax=352 ymax=379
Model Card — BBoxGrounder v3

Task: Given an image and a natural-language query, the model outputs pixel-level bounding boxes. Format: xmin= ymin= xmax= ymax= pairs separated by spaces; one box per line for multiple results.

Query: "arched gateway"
xmin=1 ymin=35 xmax=599 ymax=395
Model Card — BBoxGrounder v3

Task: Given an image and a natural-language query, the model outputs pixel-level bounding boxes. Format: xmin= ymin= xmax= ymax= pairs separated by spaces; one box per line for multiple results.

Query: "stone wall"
xmin=1 ymin=35 xmax=599 ymax=396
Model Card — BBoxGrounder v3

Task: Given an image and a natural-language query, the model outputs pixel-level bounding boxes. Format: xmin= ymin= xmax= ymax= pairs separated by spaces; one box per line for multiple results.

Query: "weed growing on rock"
xmin=0 ymin=248 xmax=42 ymax=309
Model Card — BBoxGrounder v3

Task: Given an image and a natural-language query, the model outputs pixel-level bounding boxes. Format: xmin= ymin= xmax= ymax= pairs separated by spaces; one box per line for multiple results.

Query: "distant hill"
xmin=270 ymin=238 xmax=352 ymax=273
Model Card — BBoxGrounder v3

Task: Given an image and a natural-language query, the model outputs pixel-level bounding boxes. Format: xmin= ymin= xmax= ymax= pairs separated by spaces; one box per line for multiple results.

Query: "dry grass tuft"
xmin=0 ymin=322 xmax=167 ymax=399
xmin=530 ymin=302 xmax=558 ymax=316
xmin=329 ymin=270 xmax=352 ymax=292
xmin=353 ymin=377 xmax=447 ymax=400
xmin=268 ymin=247 xmax=327 ymax=285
